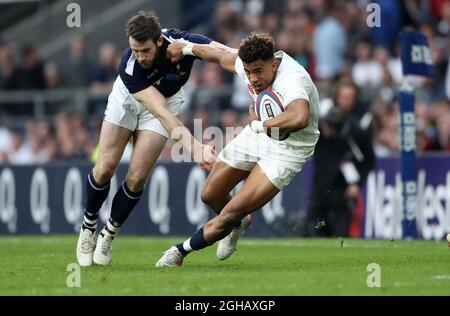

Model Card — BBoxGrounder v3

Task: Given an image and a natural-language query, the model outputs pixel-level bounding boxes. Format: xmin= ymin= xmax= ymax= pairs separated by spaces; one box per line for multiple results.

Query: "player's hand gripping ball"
xmin=255 ymin=89 xmax=290 ymax=140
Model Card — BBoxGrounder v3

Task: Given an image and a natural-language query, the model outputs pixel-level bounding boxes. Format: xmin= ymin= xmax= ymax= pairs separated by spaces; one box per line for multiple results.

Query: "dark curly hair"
xmin=238 ymin=32 xmax=275 ymax=63
xmin=126 ymin=11 xmax=161 ymax=43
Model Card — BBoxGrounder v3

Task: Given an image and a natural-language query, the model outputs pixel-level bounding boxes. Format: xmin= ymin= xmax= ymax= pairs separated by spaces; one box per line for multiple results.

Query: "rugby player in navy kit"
xmin=76 ymin=11 xmax=219 ymax=267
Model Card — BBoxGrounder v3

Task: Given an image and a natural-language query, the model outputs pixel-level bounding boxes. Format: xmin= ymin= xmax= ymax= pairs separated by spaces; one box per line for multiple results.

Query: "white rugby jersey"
xmin=234 ymin=51 xmax=320 ymax=162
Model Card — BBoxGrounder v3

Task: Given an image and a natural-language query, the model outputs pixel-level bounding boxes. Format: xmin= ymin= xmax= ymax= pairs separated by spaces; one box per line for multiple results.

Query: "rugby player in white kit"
xmin=156 ymin=32 xmax=320 ymax=267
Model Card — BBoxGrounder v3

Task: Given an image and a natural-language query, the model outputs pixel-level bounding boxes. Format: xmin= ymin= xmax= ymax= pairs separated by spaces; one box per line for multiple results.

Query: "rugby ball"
xmin=255 ymin=89 xmax=289 ymax=140
xmin=255 ymin=89 xmax=285 ymax=121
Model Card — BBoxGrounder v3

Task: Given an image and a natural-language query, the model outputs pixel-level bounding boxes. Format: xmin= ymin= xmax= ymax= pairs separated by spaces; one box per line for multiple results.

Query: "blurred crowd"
xmin=0 ymin=36 xmax=117 ymax=163
xmin=0 ymin=0 xmax=449 ymax=164
xmin=0 ymin=113 xmax=101 ymax=164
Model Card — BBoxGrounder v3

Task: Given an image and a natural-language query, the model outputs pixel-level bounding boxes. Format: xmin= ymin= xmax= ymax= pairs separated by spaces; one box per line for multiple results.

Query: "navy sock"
xmin=109 ymin=181 xmax=143 ymax=225
xmin=175 ymin=243 xmax=189 ymax=255
xmin=190 ymin=227 xmax=211 ymax=250
xmin=176 ymin=227 xmax=212 ymax=256
xmin=84 ymin=171 xmax=110 ymax=220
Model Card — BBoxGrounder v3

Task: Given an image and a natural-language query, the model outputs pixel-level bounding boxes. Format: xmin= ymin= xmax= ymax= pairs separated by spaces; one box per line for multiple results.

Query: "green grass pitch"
xmin=0 ymin=236 xmax=449 ymax=295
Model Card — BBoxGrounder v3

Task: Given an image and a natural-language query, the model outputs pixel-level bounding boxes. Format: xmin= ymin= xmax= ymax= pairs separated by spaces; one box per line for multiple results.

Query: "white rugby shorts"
xmin=104 ymin=77 xmax=184 ymax=138
xmin=218 ymin=126 xmax=305 ymax=190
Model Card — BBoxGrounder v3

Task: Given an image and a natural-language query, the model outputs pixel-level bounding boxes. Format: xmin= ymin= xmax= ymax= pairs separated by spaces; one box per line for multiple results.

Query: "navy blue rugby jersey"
xmin=119 ymin=28 xmax=211 ymax=97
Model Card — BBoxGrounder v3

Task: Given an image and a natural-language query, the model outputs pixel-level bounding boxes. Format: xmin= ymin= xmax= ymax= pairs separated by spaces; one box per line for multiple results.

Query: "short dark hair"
xmin=238 ymin=32 xmax=275 ymax=63
xmin=126 ymin=11 xmax=161 ymax=43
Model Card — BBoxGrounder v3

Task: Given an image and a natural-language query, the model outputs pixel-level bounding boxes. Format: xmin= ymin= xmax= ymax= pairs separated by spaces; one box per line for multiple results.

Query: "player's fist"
xmin=194 ymin=144 xmax=216 ymax=171
xmin=167 ymin=42 xmax=185 ymax=63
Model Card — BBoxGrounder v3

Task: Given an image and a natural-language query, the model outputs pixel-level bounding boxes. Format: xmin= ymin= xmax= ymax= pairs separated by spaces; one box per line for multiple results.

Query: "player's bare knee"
xmin=202 ymin=184 xmax=228 ymax=208
xmin=201 ymin=187 xmax=215 ymax=206
xmin=93 ymin=160 xmax=116 ymax=183
xmin=126 ymin=174 xmax=146 ymax=192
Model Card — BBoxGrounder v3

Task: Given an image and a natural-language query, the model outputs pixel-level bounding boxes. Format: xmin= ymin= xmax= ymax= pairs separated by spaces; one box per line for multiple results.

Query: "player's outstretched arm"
xmin=209 ymin=41 xmax=238 ymax=54
xmin=133 ymin=86 xmax=216 ymax=170
xmin=167 ymin=41 xmax=237 ymax=73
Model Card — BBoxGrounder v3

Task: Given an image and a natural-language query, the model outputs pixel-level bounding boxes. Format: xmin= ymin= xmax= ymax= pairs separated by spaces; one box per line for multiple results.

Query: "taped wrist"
xmin=181 ymin=42 xmax=196 ymax=56
xmin=251 ymin=120 xmax=265 ymax=133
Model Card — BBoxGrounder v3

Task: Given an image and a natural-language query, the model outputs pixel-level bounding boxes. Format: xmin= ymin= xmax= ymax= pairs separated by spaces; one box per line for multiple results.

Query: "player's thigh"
xmin=203 ymin=161 xmax=250 ymax=200
xmin=127 ymin=130 xmax=167 ymax=181
xmin=203 ymin=165 xmax=279 ymax=240
xmin=95 ymin=121 xmax=133 ymax=173
xmin=221 ymin=164 xmax=280 ymax=219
